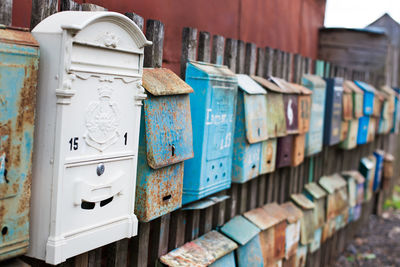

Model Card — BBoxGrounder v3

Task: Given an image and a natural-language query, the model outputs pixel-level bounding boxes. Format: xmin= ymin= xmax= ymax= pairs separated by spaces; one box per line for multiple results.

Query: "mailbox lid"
xmin=159 ymin=230 xmax=238 ymax=266
xmin=221 ymin=215 xmax=260 ymax=246
xmin=237 ymin=74 xmax=268 ymax=143
xmin=380 ymin=85 xmax=396 ymax=114
xmin=243 ymin=207 xmax=280 ymax=230
xmin=281 ymin=202 xmax=303 ymax=223
xmin=263 ymin=203 xmax=288 ymax=223
xmin=304 ymin=182 xmax=327 ymax=199
xmin=251 ymin=75 xmax=287 ymax=94
xmin=290 ymin=194 xmax=315 ymax=210
xmin=189 ymin=61 xmax=236 ymax=80
xmin=354 ymin=80 xmax=375 ymax=115
xmin=319 ymin=174 xmax=347 ymax=194
xmin=344 ymin=80 xmax=364 ymax=118
xmin=0 ymin=27 xmax=39 ymax=47
xmin=142 ymin=69 xmax=194 ymax=169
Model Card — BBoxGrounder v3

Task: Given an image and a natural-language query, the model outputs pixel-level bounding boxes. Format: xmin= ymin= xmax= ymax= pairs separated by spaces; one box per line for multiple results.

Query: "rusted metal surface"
xmin=159 ymin=230 xmax=237 ymax=267
xmin=319 ymin=174 xmax=348 ymax=220
xmin=290 ymin=194 xmax=316 ymax=245
xmin=292 ymin=134 xmax=305 ymax=167
xmin=344 ymin=80 xmax=364 ymax=118
xmin=263 ymin=203 xmax=288 ymax=261
xmin=281 ymin=202 xmax=303 ymax=259
xmin=136 ymin=68 xmax=194 ymax=222
xmin=0 ymin=27 xmax=39 ymax=261
xmin=259 ymin=138 xmax=277 ymax=174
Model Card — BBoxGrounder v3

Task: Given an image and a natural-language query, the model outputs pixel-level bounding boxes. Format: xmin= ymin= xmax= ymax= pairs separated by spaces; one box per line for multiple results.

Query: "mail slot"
xmin=259 ymin=139 xmax=277 ymax=174
xmin=357 ymin=116 xmax=370 ymax=145
xmin=29 ymin=12 xmax=151 ymax=264
xmin=302 ymin=75 xmax=327 ymax=156
xmin=344 ymin=80 xmax=364 ymax=118
xmin=220 ymin=215 xmax=263 ymax=267
xmin=359 ymin=157 xmax=375 ymax=201
xmin=183 ymin=61 xmax=237 ymax=204
xmin=243 ymin=204 xmax=286 ymax=267
xmin=136 ymin=68 xmax=194 ymax=222
xmin=323 ymin=78 xmax=343 ymax=145
xmin=354 ymin=81 xmax=375 ymax=116
xmin=0 ymin=27 xmax=39 ymax=261
xmin=340 ymin=119 xmax=358 ymax=149
xmin=251 ymin=75 xmax=287 ymax=138
xmin=159 ymin=230 xmax=238 ymax=266
xmin=232 ymin=74 xmax=268 ymax=183
xmin=372 ymin=150 xmax=384 ymax=192
xmin=290 ymin=194 xmax=316 ymax=245
xmin=280 ymin=202 xmax=303 ymax=260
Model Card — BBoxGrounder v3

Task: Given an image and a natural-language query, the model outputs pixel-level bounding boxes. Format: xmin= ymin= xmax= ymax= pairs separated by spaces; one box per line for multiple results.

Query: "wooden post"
xmin=125 ymin=13 xmax=144 ymax=30
xmin=105 ymin=239 xmax=129 ymax=267
xmin=244 ymin=43 xmax=257 ymax=76
xmin=60 ymin=0 xmax=81 ymax=11
xmin=181 ymin=27 xmax=198 ymax=79
xmin=168 ymin=210 xmax=185 ymax=251
xmin=224 ymin=38 xmax=237 ymax=72
xmin=81 ymin=3 xmax=107 ymax=11
xmin=144 ymin=20 xmax=164 ymax=68
xmin=272 ymin=49 xmax=282 ymax=77
xmin=293 ymin=54 xmax=302 ymax=83
xmin=0 ymin=0 xmax=12 ymax=25
xmin=265 ymin=47 xmax=274 ymax=77
xmin=256 ymin=47 xmax=266 ymax=77
xmin=31 ymin=0 xmax=59 ymax=29
xmin=130 ymin=223 xmax=150 ymax=267
xmin=211 ymin=35 xmax=225 ymax=65
xmin=236 ymin=40 xmax=246 ymax=74
xmin=198 ymin=32 xmax=211 ymax=63
xmin=149 ymin=214 xmax=170 ymax=266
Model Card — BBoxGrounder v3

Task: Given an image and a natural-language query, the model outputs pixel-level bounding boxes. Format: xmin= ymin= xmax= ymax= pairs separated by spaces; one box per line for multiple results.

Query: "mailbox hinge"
xmin=135 ymin=84 xmax=147 ymax=106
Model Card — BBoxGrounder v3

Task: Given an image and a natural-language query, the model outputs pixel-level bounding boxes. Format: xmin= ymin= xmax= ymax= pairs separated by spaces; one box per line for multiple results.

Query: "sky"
xmin=324 ymin=0 xmax=400 ymax=28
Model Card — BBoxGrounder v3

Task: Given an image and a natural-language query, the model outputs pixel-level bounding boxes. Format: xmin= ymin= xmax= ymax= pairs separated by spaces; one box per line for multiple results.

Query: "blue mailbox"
xmin=232 ymin=75 xmax=268 ymax=183
xmin=392 ymin=88 xmax=400 ymax=133
xmin=323 ymin=78 xmax=343 ymax=145
xmin=136 ymin=68 xmax=194 ymax=222
xmin=183 ymin=61 xmax=237 ymax=204
xmin=0 ymin=27 xmax=39 ymax=261
xmin=354 ymin=80 xmax=375 ymax=116
xmin=372 ymin=150 xmax=384 ymax=192
xmin=357 ymin=116 xmax=370 ymax=145
xmin=302 ymin=75 xmax=327 ymax=156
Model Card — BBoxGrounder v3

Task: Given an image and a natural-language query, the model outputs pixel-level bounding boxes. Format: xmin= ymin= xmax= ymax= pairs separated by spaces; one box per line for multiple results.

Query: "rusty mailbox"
xmin=372 ymin=150 xmax=384 ymax=192
xmin=183 ymin=61 xmax=237 ymax=205
xmin=344 ymin=80 xmax=364 ymax=118
xmin=220 ymin=215 xmax=263 ymax=267
xmin=323 ymin=77 xmax=343 ymax=145
xmin=280 ymin=202 xmax=303 ymax=260
xmin=319 ymin=174 xmax=348 ymax=221
xmin=339 ymin=81 xmax=353 ymax=143
xmin=232 ymin=74 xmax=268 ymax=183
xmin=259 ymin=138 xmax=277 ymax=175
xmin=302 ymin=75 xmax=327 ymax=156
xmin=359 ymin=157 xmax=375 ymax=201
xmin=0 ymin=27 xmax=39 ymax=261
xmin=29 ymin=12 xmax=151 ymax=264
xmin=136 ymin=68 xmax=194 ymax=222
xmin=159 ymin=230 xmax=237 ymax=267
xmin=354 ymin=80 xmax=375 ymax=116
xmin=243 ymin=205 xmax=286 ymax=267
xmin=290 ymin=194 xmax=316 ymax=246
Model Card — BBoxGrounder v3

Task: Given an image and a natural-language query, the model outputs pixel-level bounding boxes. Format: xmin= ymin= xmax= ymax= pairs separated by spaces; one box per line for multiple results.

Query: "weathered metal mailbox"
xmin=357 ymin=116 xmax=370 ymax=145
xmin=159 ymin=230 xmax=238 ymax=267
xmin=276 ymin=135 xmax=294 ymax=168
xmin=281 ymin=202 xmax=303 ymax=260
xmin=290 ymin=194 xmax=316 ymax=245
xmin=220 ymin=215 xmax=263 ymax=267
xmin=0 ymin=27 xmax=39 ymax=261
xmin=232 ymin=74 xmax=268 ymax=183
xmin=319 ymin=174 xmax=348 ymax=221
xmin=391 ymin=88 xmax=400 ymax=133
xmin=259 ymin=139 xmax=277 ymax=175
xmin=342 ymin=81 xmax=354 ymax=121
xmin=302 ymin=75 xmax=327 ymax=156
xmin=344 ymin=80 xmax=364 ymax=118
xmin=367 ymin=117 xmax=376 ymax=142
xmin=340 ymin=119 xmax=358 ymax=149
xmin=372 ymin=150 xmax=384 ymax=192
xmin=342 ymin=170 xmax=365 ymax=222
xmin=323 ymin=77 xmax=343 ymax=145
xmin=183 ymin=61 xmax=237 ymax=204
xmin=243 ymin=205 xmax=286 ymax=267
xmin=382 ymin=153 xmax=394 ymax=190
xmin=354 ymin=80 xmax=375 ymax=116
xmin=136 ymin=68 xmax=194 ymax=222
xmin=359 ymin=157 xmax=375 ymax=201
xmin=29 ymin=12 xmax=151 ymax=264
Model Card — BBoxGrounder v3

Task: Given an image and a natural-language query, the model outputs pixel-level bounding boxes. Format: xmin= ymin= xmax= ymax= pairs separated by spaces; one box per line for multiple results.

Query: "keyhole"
xmin=171 ymin=145 xmax=175 ymax=157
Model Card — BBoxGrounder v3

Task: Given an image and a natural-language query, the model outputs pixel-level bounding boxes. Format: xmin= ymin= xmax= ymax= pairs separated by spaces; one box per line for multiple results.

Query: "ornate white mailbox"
xmin=28 ymin=12 xmax=151 ymax=264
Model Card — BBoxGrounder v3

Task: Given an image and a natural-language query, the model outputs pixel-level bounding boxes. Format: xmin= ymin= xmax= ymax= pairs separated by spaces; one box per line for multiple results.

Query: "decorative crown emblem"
xmin=98 ymin=86 xmax=113 ymax=99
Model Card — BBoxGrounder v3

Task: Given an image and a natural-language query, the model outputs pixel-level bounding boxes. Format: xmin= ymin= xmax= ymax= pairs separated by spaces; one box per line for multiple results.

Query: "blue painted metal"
xmin=232 ymin=75 xmax=267 ymax=183
xmin=309 ymin=227 xmax=322 ymax=253
xmin=357 ymin=116 xmax=370 ymax=144
xmin=354 ymin=80 xmax=375 ymax=116
xmin=135 ymin=68 xmax=194 ymax=222
xmin=0 ymin=27 xmax=39 ymax=261
xmin=323 ymin=78 xmax=343 ymax=145
xmin=359 ymin=157 xmax=375 ymax=201
xmin=183 ymin=61 xmax=237 ymax=205
xmin=209 ymin=252 xmax=236 ymax=267
xmin=220 ymin=215 xmax=263 ymax=267
xmin=373 ymin=150 xmax=384 ymax=192
xmin=302 ymin=75 xmax=326 ymax=156
xmin=391 ymin=88 xmax=400 ymax=133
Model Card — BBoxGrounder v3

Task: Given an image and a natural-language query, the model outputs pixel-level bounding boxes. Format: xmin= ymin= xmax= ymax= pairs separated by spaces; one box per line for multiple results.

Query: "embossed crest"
xmin=84 ymin=85 xmax=120 ymax=151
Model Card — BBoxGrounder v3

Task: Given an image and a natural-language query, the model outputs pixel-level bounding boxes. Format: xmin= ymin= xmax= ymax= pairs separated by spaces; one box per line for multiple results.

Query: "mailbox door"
xmin=292 ymin=134 xmax=305 ymax=167
xmin=306 ymin=87 xmax=326 ymax=156
xmin=285 ymin=221 xmax=300 ymax=259
xmin=323 ymin=83 xmax=342 ymax=146
xmin=267 ymin=93 xmax=287 ymax=138
xmin=259 ymin=139 xmax=277 ymax=174
xmin=0 ymin=32 xmax=39 ymax=260
xmin=353 ymin=93 xmax=364 ymax=118
xmin=236 ymin=236 xmax=264 ymax=267
xmin=260 ymin=228 xmax=275 ymax=267
xmin=283 ymin=95 xmax=299 ymax=134
xmin=244 ymin=94 xmax=268 ymax=143
xmin=364 ymin=92 xmax=374 ymax=116
xmin=308 ymin=227 xmax=322 ymax=253
xmin=300 ymin=210 xmax=315 ymax=245
xmin=342 ymin=92 xmax=353 ymax=121
xmin=357 ymin=116 xmax=369 ymax=144
xmin=276 ymin=135 xmax=293 ymax=168
xmin=340 ymin=119 xmax=358 ymax=149
xmin=298 ymin=95 xmax=311 ymax=134
xmin=340 ymin=121 xmax=349 ymax=142
xmin=367 ymin=117 xmax=376 ymax=142
xmin=274 ymin=222 xmax=287 ymax=261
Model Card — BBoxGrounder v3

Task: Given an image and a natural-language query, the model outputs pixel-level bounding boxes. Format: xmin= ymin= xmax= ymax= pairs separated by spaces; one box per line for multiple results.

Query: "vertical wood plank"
xmin=0 ymin=0 xmax=12 ymax=26
xmin=125 ymin=13 xmax=144 ymax=30
xmin=144 ymin=20 xmax=164 ymax=68
xmin=129 ymin=222 xmax=150 ymax=267
xmin=244 ymin=43 xmax=257 ymax=76
xmin=181 ymin=27 xmax=198 ymax=79
xmin=257 ymin=175 xmax=267 ymax=206
xmin=224 ymin=38 xmax=237 ymax=72
xmin=225 ymin=184 xmax=239 ymax=220
xmin=184 ymin=210 xmax=200 ymax=242
xmin=212 ymin=195 xmax=226 ymax=228
xmin=211 ymin=35 xmax=225 ymax=65
xmin=293 ymin=54 xmax=302 ymax=83
xmin=149 ymin=214 xmax=170 ymax=266
xmin=74 ymin=253 xmax=88 ymax=267
xmin=60 ymin=0 xmax=81 ymax=11
xmin=31 ymin=0 xmax=59 ymax=29
xmin=265 ymin=47 xmax=274 ymax=77
xmin=287 ymin=53 xmax=293 ymax=82
xmin=105 ymin=240 xmax=129 ymax=267
xmin=272 ymin=49 xmax=282 ymax=77
xmin=200 ymin=207 xmax=213 ymax=235
xmin=256 ymin=47 xmax=266 ymax=77
xmin=197 ymin=31 xmax=211 ymax=63
xmin=167 ymin=210 xmax=185 ymax=251
xmin=247 ymin=178 xmax=258 ymax=210
xmin=236 ymin=40 xmax=246 ymax=74
xmin=238 ymin=183 xmax=248 ymax=214
xmin=81 ymin=3 xmax=107 ymax=11
xmin=266 ymin=173 xmax=274 ymax=203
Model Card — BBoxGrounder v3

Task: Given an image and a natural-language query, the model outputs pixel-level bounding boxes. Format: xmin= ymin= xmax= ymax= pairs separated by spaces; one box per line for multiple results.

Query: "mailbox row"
xmin=0 ymin=11 xmax=398 ymax=264
xmin=159 ymin=150 xmax=394 ymax=267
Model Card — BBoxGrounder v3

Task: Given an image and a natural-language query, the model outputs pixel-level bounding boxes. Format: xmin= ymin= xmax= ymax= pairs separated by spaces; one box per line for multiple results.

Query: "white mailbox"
xmin=28 ymin=12 xmax=151 ymax=264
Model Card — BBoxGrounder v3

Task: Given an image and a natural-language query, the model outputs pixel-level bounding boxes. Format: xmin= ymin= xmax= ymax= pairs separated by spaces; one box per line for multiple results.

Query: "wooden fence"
xmin=10 ymin=2 xmax=400 ymax=267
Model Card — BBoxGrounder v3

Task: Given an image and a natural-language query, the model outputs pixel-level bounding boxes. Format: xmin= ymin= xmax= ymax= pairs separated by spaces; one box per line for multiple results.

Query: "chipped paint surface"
xmin=236 ymin=236 xmax=264 ymax=267
xmin=340 ymin=119 xmax=358 ymax=149
xmin=296 ymin=244 xmax=308 ymax=267
xmin=297 ymin=95 xmax=311 ymax=134
xmin=0 ymin=27 xmax=39 ymax=261
xmin=308 ymin=227 xmax=322 ymax=253
xmin=220 ymin=215 xmax=260 ymax=246
xmin=354 ymin=80 xmax=375 ymax=116
xmin=160 ymin=230 xmax=237 ymax=267
xmin=259 ymin=138 xmax=277 ymax=174
xmin=292 ymin=134 xmax=305 ymax=167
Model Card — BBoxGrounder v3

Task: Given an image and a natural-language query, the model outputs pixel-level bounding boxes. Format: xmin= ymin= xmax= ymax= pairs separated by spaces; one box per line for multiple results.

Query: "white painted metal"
xmin=28 ymin=11 xmax=151 ymax=264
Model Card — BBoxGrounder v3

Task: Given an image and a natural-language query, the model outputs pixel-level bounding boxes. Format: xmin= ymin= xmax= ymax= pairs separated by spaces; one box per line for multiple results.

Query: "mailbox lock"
xmin=96 ymin=163 xmax=105 ymax=176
